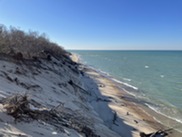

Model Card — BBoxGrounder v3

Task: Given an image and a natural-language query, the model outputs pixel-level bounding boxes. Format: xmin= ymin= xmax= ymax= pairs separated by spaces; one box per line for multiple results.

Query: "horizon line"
xmin=67 ymin=49 xmax=182 ymax=51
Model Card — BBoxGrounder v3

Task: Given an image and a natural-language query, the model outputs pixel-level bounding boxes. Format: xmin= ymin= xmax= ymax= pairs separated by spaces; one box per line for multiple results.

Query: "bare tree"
xmin=0 ymin=24 xmax=67 ymax=59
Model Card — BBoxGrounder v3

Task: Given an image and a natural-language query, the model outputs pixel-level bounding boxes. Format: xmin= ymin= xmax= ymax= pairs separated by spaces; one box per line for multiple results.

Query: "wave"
xmin=111 ymin=78 xmax=138 ymax=90
xmin=123 ymin=78 xmax=132 ymax=81
xmin=86 ymin=65 xmax=139 ymax=92
xmin=87 ymin=66 xmax=111 ymax=77
xmin=121 ymin=88 xmax=137 ymax=97
xmin=97 ymin=69 xmax=111 ymax=77
xmin=145 ymin=103 xmax=182 ymax=124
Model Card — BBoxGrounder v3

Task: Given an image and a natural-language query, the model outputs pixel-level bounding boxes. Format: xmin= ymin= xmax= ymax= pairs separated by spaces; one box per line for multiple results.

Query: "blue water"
xmin=71 ymin=50 xmax=182 ymax=129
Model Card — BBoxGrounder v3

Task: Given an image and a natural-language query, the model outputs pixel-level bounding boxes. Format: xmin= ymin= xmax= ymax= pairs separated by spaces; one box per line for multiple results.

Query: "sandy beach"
xmin=80 ymin=63 xmax=182 ymax=137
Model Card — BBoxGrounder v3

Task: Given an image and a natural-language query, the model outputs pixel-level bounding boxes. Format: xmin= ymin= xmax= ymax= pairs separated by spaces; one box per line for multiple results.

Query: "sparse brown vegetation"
xmin=0 ymin=24 xmax=67 ymax=59
xmin=3 ymin=94 xmax=30 ymax=120
xmin=2 ymin=94 xmax=100 ymax=137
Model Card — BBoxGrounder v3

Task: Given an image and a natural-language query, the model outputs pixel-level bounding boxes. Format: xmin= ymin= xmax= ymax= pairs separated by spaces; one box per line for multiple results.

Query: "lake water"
xmin=71 ymin=50 xmax=182 ymax=132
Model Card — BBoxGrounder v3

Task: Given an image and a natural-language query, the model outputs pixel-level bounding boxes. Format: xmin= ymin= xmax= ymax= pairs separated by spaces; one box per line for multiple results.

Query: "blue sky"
xmin=0 ymin=0 xmax=181 ymax=50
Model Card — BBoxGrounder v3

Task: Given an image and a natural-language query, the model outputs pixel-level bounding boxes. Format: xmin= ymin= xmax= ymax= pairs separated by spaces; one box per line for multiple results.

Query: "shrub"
xmin=0 ymin=24 xmax=67 ymax=59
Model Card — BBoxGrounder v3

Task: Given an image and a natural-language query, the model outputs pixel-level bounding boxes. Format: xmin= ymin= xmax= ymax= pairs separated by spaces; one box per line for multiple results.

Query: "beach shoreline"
xmin=84 ymin=65 xmax=182 ymax=137
xmin=70 ymin=53 xmax=182 ymax=137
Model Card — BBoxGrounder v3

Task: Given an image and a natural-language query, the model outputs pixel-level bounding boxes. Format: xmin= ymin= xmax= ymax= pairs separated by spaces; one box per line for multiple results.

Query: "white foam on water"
xmin=121 ymin=88 xmax=137 ymax=97
xmin=145 ymin=65 xmax=149 ymax=68
xmin=97 ymin=69 xmax=111 ymax=76
xmin=112 ymin=78 xmax=138 ymax=90
xmin=85 ymin=64 xmax=140 ymax=98
xmin=145 ymin=103 xmax=182 ymax=125
xmin=123 ymin=78 xmax=132 ymax=81
xmin=88 ymin=66 xmax=111 ymax=77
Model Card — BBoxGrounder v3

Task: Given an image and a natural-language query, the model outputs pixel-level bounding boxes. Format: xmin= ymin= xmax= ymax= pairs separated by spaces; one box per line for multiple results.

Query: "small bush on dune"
xmin=0 ymin=24 xmax=67 ymax=59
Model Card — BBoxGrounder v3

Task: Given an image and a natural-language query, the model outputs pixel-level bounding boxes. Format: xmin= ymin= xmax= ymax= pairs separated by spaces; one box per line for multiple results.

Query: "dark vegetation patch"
xmin=0 ymin=24 xmax=68 ymax=60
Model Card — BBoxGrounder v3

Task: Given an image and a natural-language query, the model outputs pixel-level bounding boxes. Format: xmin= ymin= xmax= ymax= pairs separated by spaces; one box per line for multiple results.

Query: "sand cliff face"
xmin=0 ymin=54 xmax=121 ymax=137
